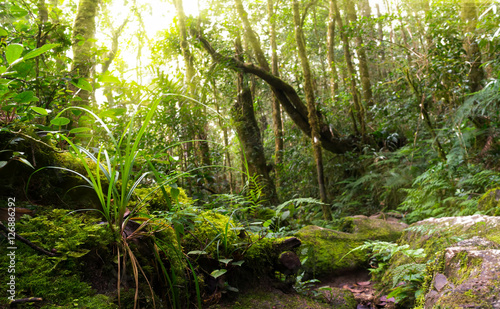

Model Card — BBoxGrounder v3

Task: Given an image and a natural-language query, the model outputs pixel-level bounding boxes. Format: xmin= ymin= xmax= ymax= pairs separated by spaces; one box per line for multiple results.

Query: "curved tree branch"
xmin=195 ymin=33 xmax=355 ymax=154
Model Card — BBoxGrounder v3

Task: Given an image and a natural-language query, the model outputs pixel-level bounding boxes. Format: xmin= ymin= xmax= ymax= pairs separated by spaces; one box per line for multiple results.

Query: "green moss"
xmin=133 ymin=186 xmax=192 ymax=211
xmin=435 ymin=291 xmax=493 ymax=309
xmin=184 ymin=210 xmax=240 ymax=258
xmin=449 ymin=251 xmax=482 ymax=285
xmin=0 ymin=209 xmax=114 ymax=307
xmin=153 ymin=222 xmax=187 ymax=284
xmin=295 ymin=226 xmax=366 ymax=276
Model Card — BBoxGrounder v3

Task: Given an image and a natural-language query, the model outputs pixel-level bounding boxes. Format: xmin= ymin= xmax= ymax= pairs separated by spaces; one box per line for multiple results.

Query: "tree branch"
xmin=195 ymin=33 xmax=355 ymax=154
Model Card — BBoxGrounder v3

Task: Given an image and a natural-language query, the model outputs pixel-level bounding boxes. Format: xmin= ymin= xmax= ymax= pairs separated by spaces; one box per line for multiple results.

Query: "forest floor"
xmin=209 ymin=269 xmax=395 ymax=309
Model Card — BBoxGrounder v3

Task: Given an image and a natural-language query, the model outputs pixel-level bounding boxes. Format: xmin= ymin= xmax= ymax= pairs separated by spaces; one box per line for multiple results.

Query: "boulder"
xmin=382 ymin=215 xmax=500 ymax=308
xmin=295 ymin=215 xmax=407 ymax=277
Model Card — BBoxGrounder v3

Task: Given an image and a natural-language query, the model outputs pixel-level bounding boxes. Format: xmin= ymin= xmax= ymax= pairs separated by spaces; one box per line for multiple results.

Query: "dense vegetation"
xmin=1 ymin=0 xmax=500 ymax=307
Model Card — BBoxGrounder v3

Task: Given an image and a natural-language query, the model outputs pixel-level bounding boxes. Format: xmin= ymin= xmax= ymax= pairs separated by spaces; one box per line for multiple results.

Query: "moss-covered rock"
xmin=318 ymin=287 xmax=357 ymax=309
xmin=381 ymin=215 xmax=500 ymax=309
xmin=184 ymin=210 xmax=241 ymax=258
xmin=0 ymin=209 xmax=116 ymax=308
xmin=295 ymin=216 xmax=407 ymax=277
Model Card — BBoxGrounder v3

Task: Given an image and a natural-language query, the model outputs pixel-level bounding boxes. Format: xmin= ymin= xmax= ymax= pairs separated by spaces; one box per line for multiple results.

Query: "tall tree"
xmin=233 ymin=35 xmax=279 ymax=205
xmin=267 ymin=0 xmax=284 ymax=188
xmin=332 ymin=0 xmax=366 ymax=136
xmin=293 ymin=0 xmax=332 ymax=220
xmin=70 ymin=0 xmax=99 ymax=106
xmin=345 ymin=0 xmax=373 ymax=106
xmin=327 ymin=0 xmax=339 ymax=105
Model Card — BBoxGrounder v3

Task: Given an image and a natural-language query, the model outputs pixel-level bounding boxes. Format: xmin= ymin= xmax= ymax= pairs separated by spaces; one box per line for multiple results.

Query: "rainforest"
xmin=1 ymin=0 xmax=500 ymax=308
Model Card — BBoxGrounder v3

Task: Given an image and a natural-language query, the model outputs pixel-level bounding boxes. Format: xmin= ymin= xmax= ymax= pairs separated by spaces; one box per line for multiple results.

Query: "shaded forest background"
xmin=2 ymin=0 xmax=500 ymax=228
xmin=2 ymin=0 xmax=500 ymax=308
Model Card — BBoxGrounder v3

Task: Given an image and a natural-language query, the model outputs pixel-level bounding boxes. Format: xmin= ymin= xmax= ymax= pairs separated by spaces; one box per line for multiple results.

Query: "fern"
xmin=391 ymin=263 xmax=427 ymax=288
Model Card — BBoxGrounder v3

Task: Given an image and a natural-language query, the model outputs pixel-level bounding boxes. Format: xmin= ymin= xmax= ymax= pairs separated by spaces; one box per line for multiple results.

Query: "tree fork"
xmin=195 ymin=33 xmax=355 ymax=155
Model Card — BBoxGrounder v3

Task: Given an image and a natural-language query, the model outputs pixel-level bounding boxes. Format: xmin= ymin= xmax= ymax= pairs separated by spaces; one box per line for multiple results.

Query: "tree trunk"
xmin=292 ymin=0 xmax=332 ymax=220
xmin=327 ymin=0 xmax=340 ymax=106
xmin=70 ymin=0 xmax=99 ymax=106
xmin=233 ymin=36 xmax=279 ymax=205
xmin=173 ymin=0 xmax=212 ymax=171
xmin=345 ymin=0 xmax=373 ymax=106
xmin=332 ymin=0 xmax=366 ymax=136
xmin=267 ymin=0 xmax=284 ymax=190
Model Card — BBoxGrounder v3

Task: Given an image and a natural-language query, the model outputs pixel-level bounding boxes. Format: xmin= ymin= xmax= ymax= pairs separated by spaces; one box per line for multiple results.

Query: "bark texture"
xmin=327 ymin=0 xmax=339 ymax=106
xmin=174 ymin=0 xmax=212 ymax=168
xmin=267 ymin=0 xmax=284 ymax=187
xmin=233 ymin=37 xmax=279 ymax=205
xmin=70 ymin=0 xmax=99 ymax=105
xmin=292 ymin=0 xmax=332 ymax=220
xmin=332 ymin=0 xmax=366 ymax=136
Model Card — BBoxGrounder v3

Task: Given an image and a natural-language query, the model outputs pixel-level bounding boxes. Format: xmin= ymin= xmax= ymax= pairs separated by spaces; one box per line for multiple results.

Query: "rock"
xmin=424 ymin=248 xmax=500 ymax=308
xmin=295 ymin=216 xmax=407 ymax=276
xmin=381 ymin=215 xmax=500 ymax=308
xmin=320 ymin=287 xmax=357 ymax=309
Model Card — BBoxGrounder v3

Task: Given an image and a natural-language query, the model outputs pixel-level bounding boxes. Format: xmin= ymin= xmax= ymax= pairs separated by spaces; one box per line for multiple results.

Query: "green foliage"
xmin=344 ymin=240 xmax=427 ymax=306
xmin=399 ymin=163 xmax=500 ymax=223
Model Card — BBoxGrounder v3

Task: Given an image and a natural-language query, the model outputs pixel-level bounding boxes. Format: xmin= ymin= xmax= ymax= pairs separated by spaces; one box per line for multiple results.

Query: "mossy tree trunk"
xmin=292 ymin=0 xmax=332 ymax=221
xmin=233 ymin=36 xmax=278 ymax=206
xmin=70 ymin=0 xmax=99 ymax=106
xmin=267 ymin=0 xmax=284 ymax=190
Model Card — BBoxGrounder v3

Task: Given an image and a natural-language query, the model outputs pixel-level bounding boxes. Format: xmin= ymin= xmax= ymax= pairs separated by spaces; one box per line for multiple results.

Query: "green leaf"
xmin=67 ymin=249 xmax=90 ymax=258
xmin=0 ymin=27 xmax=7 ymax=36
xmin=0 ymin=161 xmax=8 ymax=169
xmin=98 ymin=73 xmax=120 ymax=84
xmin=6 ymin=44 xmax=23 ymax=65
xmin=187 ymin=250 xmax=207 ymax=255
xmin=15 ymin=157 xmax=34 ymax=169
xmin=50 ymin=117 xmax=70 ymax=126
xmin=210 ymin=269 xmax=227 ymax=279
xmin=218 ymin=258 xmax=232 ymax=265
xmin=0 ymin=66 xmax=6 ymax=74
xmin=23 ymin=43 xmax=60 ymax=60
xmin=69 ymin=127 xmax=91 ymax=134
xmin=226 ymin=286 xmax=239 ymax=292
xmin=30 ymin=106 xmax=49 ymax=116
xmin=232 ymin=260 xmax=245 ymax=266
xmin=13 ymin=91 xmax=37 ymax=103
xmin=170 ymin=187 xmax=180 ymax=203
xmin=71 ymin=78 xmax=93 ymax=92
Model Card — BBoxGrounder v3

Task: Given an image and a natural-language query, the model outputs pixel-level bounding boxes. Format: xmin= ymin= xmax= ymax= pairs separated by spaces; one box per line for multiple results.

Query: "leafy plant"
xmin=341 ymin=240 xmax=427 ymax=305
xmin=27 ymin=99 xmax=184 ymax=308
